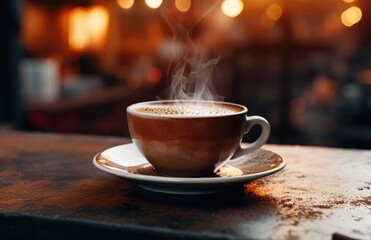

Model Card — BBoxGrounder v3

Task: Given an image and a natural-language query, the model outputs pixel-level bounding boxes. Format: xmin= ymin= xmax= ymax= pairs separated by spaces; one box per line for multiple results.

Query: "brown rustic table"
xmin=0 ymin=131 xmax=370 ymax=240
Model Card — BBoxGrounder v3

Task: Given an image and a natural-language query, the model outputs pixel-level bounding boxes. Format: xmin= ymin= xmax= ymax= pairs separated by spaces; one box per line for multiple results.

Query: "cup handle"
xmin=231 ymin=116 xmax=270 ymax=159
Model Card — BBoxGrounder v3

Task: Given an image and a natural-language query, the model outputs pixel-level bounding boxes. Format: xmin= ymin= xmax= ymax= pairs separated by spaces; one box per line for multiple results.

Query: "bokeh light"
xmin=88 ymin=6 xmax=109 ymax=47
xmin=221 ymin=0 xmax=244 ymax=18
xmin=147 ymin=67 xmax=162 ymax=84
xmin=68 ymin=6 xmax=109 ymax=51
xmin=145 ymin=0 xmax=162 ymax=9
xmin=342 ymin=0 xmax=356 ymax=3
xmin=68 ymin=8 xmax=89 ymax=51
xmin=341 ymin=6 xmax=362 ymax=27
xmin=117 ymin=0 xmax=134 ymax=9
xmin=266 ymin=3 xmax=283 ymax=21
xmin=175 ymin=0 xmax=191 ymax=12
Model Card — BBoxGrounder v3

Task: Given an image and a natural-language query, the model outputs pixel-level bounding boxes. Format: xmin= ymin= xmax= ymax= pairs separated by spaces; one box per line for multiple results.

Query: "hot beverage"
xmin=134 ymin=102 xmax=240 ymax=116
xmin=127 ymin=100 xmax=270 ymax=177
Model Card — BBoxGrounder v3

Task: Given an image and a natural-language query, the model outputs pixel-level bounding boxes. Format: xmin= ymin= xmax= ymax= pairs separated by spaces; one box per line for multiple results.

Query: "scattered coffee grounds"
xmin=245 ymin=171 xmax=371 ymax=228
xmin=350 ymin=196 xmax=371 ymax=207
xmin=357 ymin=182 xmax=371 ymax=191
xmin=246 ymin=179 xmax=325 ymax=226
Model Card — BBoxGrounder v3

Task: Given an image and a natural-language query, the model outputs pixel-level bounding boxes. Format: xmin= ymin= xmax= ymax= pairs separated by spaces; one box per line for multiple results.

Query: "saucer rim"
xmin=92 ymin=143 xmax=286 ymax=185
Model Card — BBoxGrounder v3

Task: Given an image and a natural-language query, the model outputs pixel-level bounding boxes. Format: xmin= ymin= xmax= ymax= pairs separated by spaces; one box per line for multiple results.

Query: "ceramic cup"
xmin=127 ymin=100 xmax=270 ymax=177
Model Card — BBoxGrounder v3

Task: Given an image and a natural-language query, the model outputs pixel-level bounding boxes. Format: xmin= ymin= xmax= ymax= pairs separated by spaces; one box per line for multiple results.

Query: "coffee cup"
xmin=127 ymin=100 xmax=270 ymax=177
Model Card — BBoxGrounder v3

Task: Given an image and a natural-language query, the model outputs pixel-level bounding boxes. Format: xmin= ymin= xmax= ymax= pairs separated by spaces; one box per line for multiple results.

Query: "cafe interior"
xmin=1 ymin=0 xmax=370 ymax=149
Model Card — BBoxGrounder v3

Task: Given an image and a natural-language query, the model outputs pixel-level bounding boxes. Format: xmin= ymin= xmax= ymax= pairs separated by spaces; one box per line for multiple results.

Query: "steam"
xmin=161 ymin=1 xmax=222 ymax=102
xmin=170 ymin=53 xmax=220 ymax=101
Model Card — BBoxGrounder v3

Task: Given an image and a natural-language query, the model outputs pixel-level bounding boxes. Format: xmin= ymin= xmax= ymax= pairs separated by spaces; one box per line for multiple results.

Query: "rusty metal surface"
xmin=0 ymin=131 xmax=370 ymax=240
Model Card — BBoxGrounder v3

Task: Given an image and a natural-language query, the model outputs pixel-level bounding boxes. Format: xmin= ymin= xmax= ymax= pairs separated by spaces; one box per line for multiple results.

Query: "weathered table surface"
xmin=0 ymin=131 xmax=370 ymax=240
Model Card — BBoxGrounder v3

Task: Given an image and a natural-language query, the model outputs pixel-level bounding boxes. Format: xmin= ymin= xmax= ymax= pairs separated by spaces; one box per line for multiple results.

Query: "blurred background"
xmin=0 ymin=0 xmax=370 ymax=149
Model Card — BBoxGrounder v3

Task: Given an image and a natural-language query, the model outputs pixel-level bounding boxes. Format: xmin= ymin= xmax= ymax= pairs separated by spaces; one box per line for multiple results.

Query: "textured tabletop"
xmin=0 ymin=131 xmax=370 ymax=240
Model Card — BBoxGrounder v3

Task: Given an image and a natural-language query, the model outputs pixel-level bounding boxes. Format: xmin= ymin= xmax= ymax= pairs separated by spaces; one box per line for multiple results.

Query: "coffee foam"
xmin=135 ymin=104 xmax=239 ymax=116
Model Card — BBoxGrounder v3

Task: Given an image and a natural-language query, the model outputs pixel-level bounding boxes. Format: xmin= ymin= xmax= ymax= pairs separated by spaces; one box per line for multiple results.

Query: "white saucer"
xmin=93 ymin=143 xmax=286 ymax=195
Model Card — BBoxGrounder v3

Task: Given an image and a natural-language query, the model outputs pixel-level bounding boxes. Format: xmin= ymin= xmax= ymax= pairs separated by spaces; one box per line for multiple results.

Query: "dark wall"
xmin=0 ymin=0 xmax=23 ymax=129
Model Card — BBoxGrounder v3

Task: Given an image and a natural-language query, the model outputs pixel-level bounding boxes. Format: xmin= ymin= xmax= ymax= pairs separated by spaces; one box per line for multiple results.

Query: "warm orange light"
xmin=89 ymin=6 xmax=109 ymax=48
xmin=175 ymin=0 xmax=191 ymax=12
xmin=68 ymin=8 xmax=89 ymax=51
xmin=147 ymin=67 xmax=162 ymax=84
xmin=221 ymin=0 xmax=244 ymax=18
xmin=117 ymin=0 xmax=134 ymax=9
xmin=145 ymin=0 xmax=162 ymax=9
xmin=313 ymin=76 xmax=338 ymax=106
xmin=266 ymin=3 xmax=283 ymax=21
xmin=341 ymin=6 xmax=362 ymax=27
xmin=260 ymin=14 xmax=275 ymax=28
xmin=68 ymin=6 xmax=109 ymax=52
xmin=343 ymin=0 xmax=356 ymax=3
